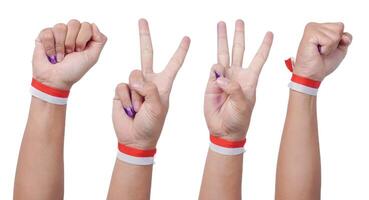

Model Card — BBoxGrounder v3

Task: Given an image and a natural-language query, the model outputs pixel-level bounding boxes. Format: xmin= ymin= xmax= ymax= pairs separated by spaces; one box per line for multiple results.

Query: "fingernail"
xmin=123 ymin=106 xmax=136 ymax=118
xmin=214 ymin=71 xmax=221 ymax=79
xmin=57 ymin=53 xmax=64 ymax=62
xmin=48 ymin=55 xmax=57 ymax=64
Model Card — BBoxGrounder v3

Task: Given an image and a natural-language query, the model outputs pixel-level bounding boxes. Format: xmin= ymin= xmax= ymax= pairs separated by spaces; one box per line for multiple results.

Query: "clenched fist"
xmin=113 ymin=19 xmax=190 ymax=150
xmin=32 ymin=20 xmax=107 ymax=90
xmin=204 ymin=20 xmax=273 ymax=141
xmin=294 ymin=22 xmax=352 ymax=81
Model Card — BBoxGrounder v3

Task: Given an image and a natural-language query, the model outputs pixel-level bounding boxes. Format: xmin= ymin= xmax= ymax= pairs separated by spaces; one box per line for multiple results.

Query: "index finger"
xmin=162 ymin=36 xmax=191 ymax=80
xmin=248 ymin=32 xmax=274 ymax=75
xmin=139 ymin=19 xmax=154 ymax=73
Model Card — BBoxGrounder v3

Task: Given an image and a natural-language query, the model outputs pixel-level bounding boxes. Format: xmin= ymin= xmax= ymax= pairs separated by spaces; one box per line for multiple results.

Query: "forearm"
xmin=107 ymin=159 xmax=153 ymax=200
xmin=14 ymin=97 xmax=66 ymax=200
xmin=276 ymin=90 xmax=320 ymax=200
xmin=199 ymin=149 xmax=243 ymax=200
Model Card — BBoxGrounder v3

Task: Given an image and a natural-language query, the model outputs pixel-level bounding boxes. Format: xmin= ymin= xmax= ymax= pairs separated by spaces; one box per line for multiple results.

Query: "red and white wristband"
xmin=285 ymin=58 xmax=321 ymax=96
xmin=209 ymin=135 xmax=246 ymax=156
xmin=30 ymin=78 xmax=70 ymax=105
xmin=117 ymin=143 xmax=156 ymax=165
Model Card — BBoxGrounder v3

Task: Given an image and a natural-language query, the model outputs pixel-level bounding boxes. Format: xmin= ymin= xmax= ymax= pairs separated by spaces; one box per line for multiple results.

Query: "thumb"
xmin=215 ymin=77 xmax=246 ymax=104
xmin=130 ymin=81 xmax=162 ymax=116
xmin=338 ymin=32 xmax=352 ymax=51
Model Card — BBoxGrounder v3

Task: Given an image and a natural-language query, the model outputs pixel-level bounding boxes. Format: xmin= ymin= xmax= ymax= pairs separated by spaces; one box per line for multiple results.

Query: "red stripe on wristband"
xmin=210 ymin=135 xmax=246 ymax=148
xmin=291 ymin=74 xmax=321 ymax=89
xmin=118 ymin=143 xmax=156 ymax=157
xmin=284 ymin=58 xmax=321 ymax=89
xmin=31 ymin=78 xmax=70 ymax=98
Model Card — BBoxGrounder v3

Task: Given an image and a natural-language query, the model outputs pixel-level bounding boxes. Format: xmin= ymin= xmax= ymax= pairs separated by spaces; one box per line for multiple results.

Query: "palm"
xmin=204 ymin=20 xmax=273 ymax=140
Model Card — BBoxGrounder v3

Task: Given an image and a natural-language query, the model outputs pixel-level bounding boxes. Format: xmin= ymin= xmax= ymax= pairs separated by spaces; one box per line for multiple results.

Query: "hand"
xmin=204 ymin=20 xmax=273 ymax=141
xmin=113 ymin=19 xmax=191 ymax=149
xmin=294 ymin=22 xmax=352 ymax=81
xmin=32 ymin=19 xmax=107 ymax=90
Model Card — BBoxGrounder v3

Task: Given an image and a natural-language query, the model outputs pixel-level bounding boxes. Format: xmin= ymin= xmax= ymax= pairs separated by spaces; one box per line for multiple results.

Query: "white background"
xmin=0 ymin=0 xmax=368 ymax=199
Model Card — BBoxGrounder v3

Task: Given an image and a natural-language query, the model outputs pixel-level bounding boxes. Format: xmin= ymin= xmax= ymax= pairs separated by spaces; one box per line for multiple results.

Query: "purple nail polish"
xmin=123 ymin=106 xmax=136 ymax=118
xmin=48 ymin=55 xmax=57 ymax=64
xmin=215 ymin=71 xmax=221 ymax=79
xmin=130 ymin=106 xmax=136 ymax=118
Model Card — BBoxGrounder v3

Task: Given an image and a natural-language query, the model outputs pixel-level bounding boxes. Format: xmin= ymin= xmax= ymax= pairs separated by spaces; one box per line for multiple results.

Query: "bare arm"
xmin=276 ymin=91 xmax=320 ymax=199
xmin=14 ymin=98 xmax=66 ymax=199
xmin=14 ymin=20 xmax=107 ymax=200
xmin=276 ymin=22 xmax=352 ymax=200
xmin=200 ymin=20 xmax=273 ymax=199
xmin=200 ymin=150 xmax=243 ymax=200
xmin=108 ymin=161 xmax=153 ymax=199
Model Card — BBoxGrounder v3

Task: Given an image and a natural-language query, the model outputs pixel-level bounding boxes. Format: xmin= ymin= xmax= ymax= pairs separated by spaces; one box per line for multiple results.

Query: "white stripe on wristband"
xmin=288 ymin=82 xmax=319 ymax=96
xmin=209 ymin=135 xmax=246 ymax=156
xmin=209 ymin=143 xmax=245 ymax=155
xmin=116 ymin=151 xmax=155 ymax=165
xmin=30 ymin=78 xmax=69 ymax=105
xmin=116 ymin=143 xmax=156 ymax=166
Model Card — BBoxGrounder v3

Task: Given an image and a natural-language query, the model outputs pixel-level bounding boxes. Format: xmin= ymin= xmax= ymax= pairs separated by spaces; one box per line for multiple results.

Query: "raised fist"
xmin=32 ymin=19 xmax=107 ymax=90
xmin=294 ymin=22 xmax=352 ymax=81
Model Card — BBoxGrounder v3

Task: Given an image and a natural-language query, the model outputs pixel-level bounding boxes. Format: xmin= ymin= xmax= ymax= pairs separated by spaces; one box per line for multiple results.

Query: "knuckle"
xmin=129 ymin=69 xmax=141 ymax=78
xmin=116 ymin=83 xmax=128 ymax=93
xmin=306 ymin=22 xmax=316 ymax=29
xmin=68 ymin=19 xmax=80 ymax=25
xmin=336 ymin=22 xmax=344 ymax=31
xmin=41 ymin=28 xmax=53 ymax=40
xmin=53 ymin=23 xmax=67 ymax=31
xmin=81 ymin=22 xmax=91 ymax=28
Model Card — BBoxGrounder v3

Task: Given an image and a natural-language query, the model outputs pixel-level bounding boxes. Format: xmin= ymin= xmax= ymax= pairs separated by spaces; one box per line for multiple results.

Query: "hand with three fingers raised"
xmin=33 ymin=19 xmax=107 ymax=90
xmin=112 ymin=19 xmax=191 ymax=150
xmin=204 ymin=20 xmax=273 ymax=141
xmin=294 ymin=22 xmax=352 ymax=81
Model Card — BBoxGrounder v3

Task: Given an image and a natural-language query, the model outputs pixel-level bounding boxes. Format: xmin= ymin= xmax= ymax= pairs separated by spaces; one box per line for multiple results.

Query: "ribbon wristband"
xmin=285 ymin=58 xmax=321 ymax=96
xmin=30 ymin=78 xmax=69 ymax=105
xmin=209 ymin=135 xmax=246 ymax=155
xmin=117 ymin=143 xmax=156 ymax=165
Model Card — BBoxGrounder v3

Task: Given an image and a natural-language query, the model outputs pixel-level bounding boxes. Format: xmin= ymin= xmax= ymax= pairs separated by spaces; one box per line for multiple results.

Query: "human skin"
xmin=275 ymin=22 xmax=352 ymax=200
xmin=107 ymin=19 xmax=190 ymax=200
xmin=199 ymin=20 xmax=273 ymax=200
xmin=14 ymin=20 xmax=107 ymax=200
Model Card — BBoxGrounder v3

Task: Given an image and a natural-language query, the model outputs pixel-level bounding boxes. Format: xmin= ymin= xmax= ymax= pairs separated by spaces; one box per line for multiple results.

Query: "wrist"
xmin=30 ymin=78 xmax=70 ymax=105
xmin=285 ymin=58 xmax=322 ymax=96
xmin=209 ymin=134 xmax=246 ymax=156
xmin=116 ymin=143 xmax=157 ymax=166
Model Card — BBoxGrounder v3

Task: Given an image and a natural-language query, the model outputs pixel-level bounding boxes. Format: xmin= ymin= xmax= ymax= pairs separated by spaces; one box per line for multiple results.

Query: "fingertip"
xmin=182 ymin=36 xmax=191 ymax=46
xmin=217 ymin=21 xmax=226 ymax=28
xmin=235 ymin=19 xmax=245 ymax=30
xmin=139 ymin=18 xmax=148 ymax=26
